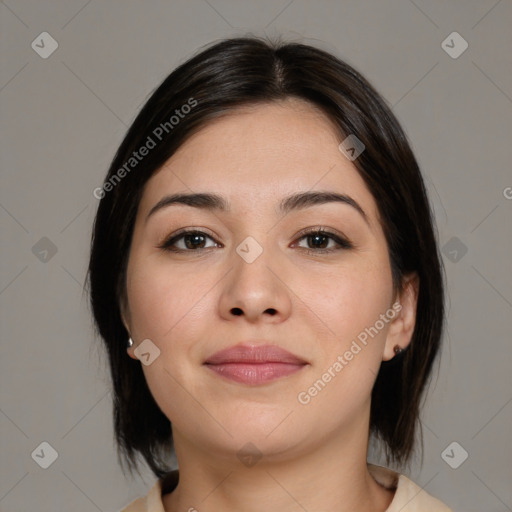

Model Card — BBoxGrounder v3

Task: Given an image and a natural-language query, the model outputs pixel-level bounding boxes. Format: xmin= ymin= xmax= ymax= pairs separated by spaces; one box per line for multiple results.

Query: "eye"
xmin=293 ymin=227 xmax=353 ymax=254
xmin=158 ymin=227 xmax=353 ymax=254
xmin=158 ymin=229 xmax=220 ymax=252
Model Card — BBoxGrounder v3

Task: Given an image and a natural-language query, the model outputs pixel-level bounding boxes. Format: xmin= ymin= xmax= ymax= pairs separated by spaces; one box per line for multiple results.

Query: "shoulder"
xmin=391 ymin=473 xmax=452 ymax=511
xmin=368 ymin=464 xmax=453 ymax=512
xmin=120 ymin=467 xmax=452 ymax=512
xmin=119 ymin=481 xmax=161 ymax=512
xmin=119 ymin=493 xmax=148 ymax=512
xmin=120 ymin=470 xmax=178 ymax=512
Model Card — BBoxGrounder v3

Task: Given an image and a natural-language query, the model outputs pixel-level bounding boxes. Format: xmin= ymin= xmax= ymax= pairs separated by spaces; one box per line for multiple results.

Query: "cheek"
xmin=126 ymin=254 xmax=213 ymax=343
xmin=300 ymin=255 xmax=394 ymax=400
xmin=307 ymin=257 xmax=393 ymax=344
xmin=125 ymin=256 xmax=217 ymax=427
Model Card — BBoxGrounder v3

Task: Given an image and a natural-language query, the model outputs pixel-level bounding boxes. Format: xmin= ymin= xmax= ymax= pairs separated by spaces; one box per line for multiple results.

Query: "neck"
xmin=163 ymin=411 xmax=394 ymax=512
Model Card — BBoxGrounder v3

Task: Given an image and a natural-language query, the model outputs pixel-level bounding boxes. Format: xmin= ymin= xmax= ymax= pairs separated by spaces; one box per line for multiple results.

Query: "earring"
xmin=127 ymin=337 xmax=133 ymax=348
xmin=393 ymin=345 xmax=404 ymax=355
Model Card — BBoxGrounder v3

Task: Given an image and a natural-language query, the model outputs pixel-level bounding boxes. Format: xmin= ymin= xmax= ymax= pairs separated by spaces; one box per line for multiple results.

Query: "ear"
xmin=382 ymin=273 xmax=419 ymax=361
xmin=119 ymin=295 xmax=138 ymax=360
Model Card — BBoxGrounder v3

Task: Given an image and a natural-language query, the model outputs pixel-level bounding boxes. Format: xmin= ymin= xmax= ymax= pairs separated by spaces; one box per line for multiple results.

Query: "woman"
xmin=88 ymin=36 xmax=452 ymax=511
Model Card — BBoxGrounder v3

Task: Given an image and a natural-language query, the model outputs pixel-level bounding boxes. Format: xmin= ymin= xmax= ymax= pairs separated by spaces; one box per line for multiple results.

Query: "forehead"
xmin=138 ymin=100 xmax=379 ymax=222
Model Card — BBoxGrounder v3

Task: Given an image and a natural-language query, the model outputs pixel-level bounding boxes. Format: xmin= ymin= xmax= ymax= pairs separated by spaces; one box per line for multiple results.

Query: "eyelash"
xmin=157 ymin=227 xmax=354 ymax=255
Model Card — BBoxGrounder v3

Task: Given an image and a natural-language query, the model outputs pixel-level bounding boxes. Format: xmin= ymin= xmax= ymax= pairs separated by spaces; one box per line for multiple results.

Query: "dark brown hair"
xmin=88 ymin=36 xmax=445 ymax=479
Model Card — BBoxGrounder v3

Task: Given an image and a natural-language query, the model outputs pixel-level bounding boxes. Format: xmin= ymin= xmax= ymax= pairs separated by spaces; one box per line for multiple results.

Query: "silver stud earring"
xmin=127 ymin=337 xmax=133 ymax=348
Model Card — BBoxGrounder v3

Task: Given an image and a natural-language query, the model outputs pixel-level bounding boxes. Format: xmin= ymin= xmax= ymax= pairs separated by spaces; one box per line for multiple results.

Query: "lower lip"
xmin=205 ymin=362 xmax=305 ymax=384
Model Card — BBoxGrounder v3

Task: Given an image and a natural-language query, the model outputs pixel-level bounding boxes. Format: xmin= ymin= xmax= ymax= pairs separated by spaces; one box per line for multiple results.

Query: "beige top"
xmin=120 ymin=464 xmax=452 ymax=511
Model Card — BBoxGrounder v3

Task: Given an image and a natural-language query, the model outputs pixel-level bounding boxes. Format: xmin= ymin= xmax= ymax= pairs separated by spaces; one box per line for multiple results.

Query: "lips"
xmin=204 ymin=343 xmax=307 ymax=385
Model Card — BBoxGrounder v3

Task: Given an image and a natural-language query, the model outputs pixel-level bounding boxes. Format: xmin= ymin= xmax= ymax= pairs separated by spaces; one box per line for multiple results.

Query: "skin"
xmin=121 ymin=98 xmax=419 ymax=512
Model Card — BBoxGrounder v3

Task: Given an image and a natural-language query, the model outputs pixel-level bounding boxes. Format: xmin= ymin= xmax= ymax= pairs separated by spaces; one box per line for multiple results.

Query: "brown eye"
xmin=158 ymin=227 xmax=353 ymax=254
xmin=294 ymin=228 xmax=353 ymax=253
xmin=159 ymin=230 xmax=219 ymax=252
xmin=303 ymin=232 xmax=331 ymax=249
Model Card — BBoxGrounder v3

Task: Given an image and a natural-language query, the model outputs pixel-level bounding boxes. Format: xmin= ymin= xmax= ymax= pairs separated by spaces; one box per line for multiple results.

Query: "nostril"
xmin=230 ymin=307 xmax=276 ymax=316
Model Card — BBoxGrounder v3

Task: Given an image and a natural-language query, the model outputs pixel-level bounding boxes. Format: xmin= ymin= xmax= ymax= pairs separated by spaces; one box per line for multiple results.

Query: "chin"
xmin=210 ymin=413 xmax=312 ymax=459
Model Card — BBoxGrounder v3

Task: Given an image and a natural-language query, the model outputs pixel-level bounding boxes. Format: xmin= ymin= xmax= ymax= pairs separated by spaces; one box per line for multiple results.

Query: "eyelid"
xmin=294 ymin=225 xmax=350 ymax=242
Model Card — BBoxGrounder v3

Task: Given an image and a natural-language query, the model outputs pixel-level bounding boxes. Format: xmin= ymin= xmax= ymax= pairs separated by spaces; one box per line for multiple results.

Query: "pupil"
xmin=310 ymin=234 xmax=327 ymax=249
xmin=186 ymin=233 xmax=205 ymax=249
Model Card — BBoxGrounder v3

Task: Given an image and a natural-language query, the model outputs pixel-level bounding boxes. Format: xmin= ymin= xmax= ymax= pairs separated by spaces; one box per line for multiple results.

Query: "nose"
xmin=218 ymin=243 xmax=293 ymax=325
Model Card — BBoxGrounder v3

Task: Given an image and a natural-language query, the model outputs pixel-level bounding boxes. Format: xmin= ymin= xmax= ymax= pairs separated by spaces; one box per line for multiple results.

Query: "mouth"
xmin=204 ymin=343 xmax=308 ymax=385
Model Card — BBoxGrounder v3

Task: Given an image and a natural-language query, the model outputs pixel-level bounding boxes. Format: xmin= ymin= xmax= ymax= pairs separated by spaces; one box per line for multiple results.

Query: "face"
xmin=122 ymin=99 xmax=413 ymax=464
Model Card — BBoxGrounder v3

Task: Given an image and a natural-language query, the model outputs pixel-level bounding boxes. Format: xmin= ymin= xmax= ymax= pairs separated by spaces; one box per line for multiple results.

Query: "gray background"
xmin=1 ymin=1 xmax=511 ymax=511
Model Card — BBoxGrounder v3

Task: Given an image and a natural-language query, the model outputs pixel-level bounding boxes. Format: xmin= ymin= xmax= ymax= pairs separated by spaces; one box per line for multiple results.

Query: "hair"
xmin=88 ymin=36 xmax=445 ymax=479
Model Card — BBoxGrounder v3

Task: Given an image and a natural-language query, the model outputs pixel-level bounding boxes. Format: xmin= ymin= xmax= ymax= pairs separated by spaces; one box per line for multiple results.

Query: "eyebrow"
xmin=146 ymin=190 xmax=369 ymax=225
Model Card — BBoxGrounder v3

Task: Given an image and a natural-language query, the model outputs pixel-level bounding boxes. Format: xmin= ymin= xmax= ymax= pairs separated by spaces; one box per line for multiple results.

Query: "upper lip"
xmin=204 ymin=343 xmax=307 ymax=365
